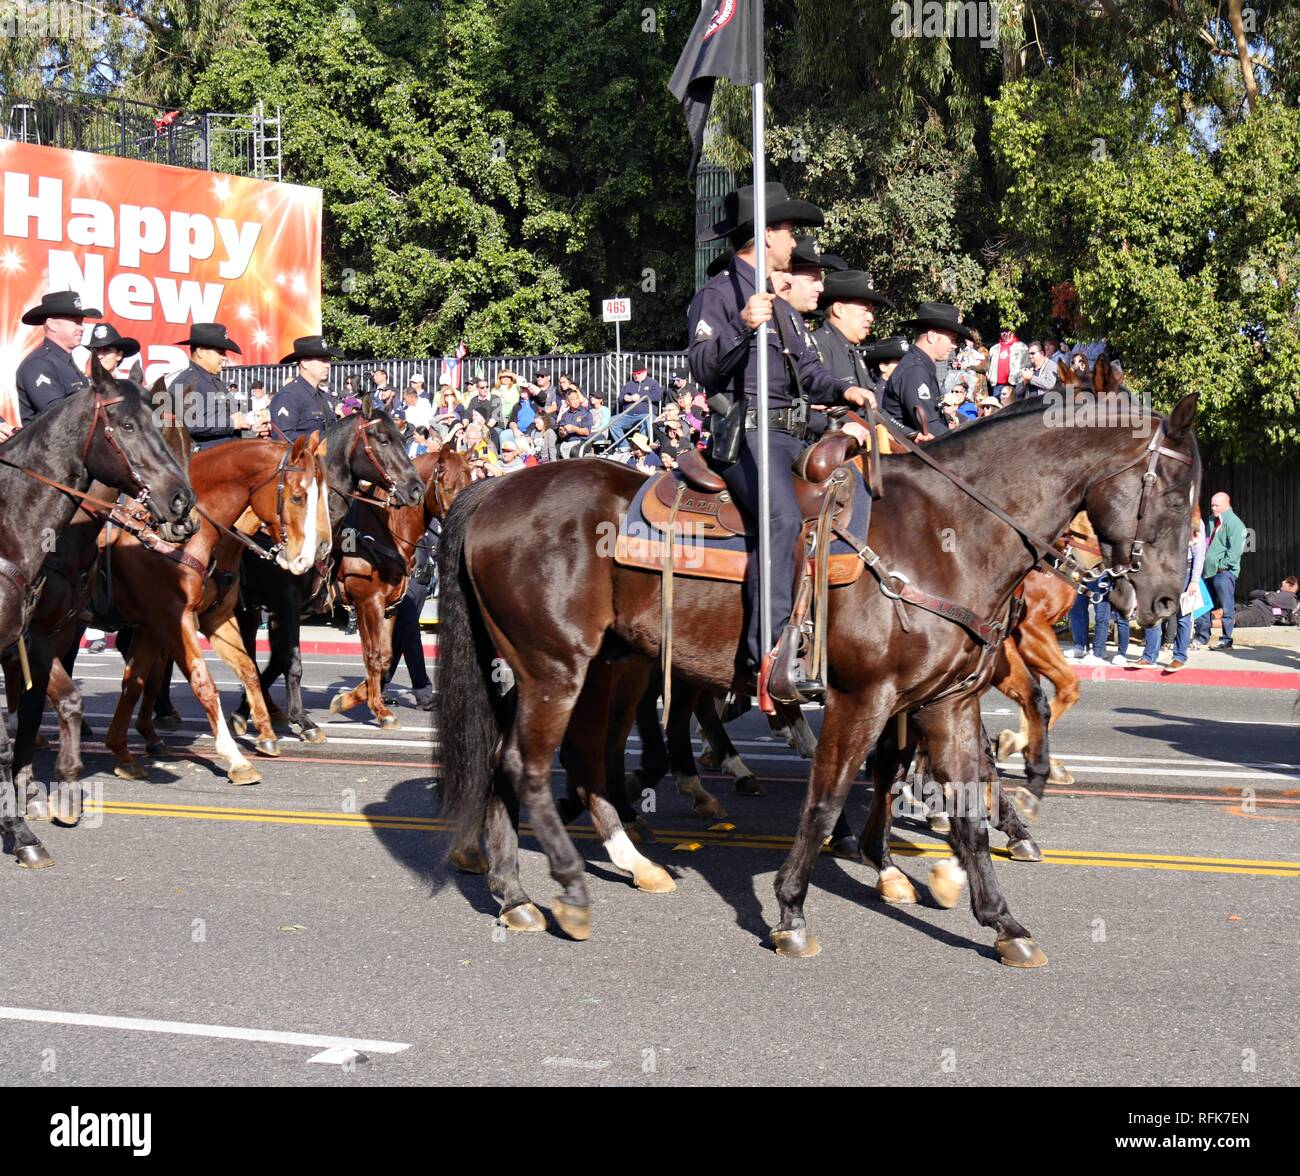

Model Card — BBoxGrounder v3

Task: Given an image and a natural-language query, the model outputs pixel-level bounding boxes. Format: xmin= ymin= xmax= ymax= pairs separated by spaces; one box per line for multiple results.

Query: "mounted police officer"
xmin=860 ymin=336 xmax=909 ymax=400
xmin=689 ymin=182 xmax=875 ymax=703
xmin=271 ymin=335 xmax=342 ymax=441
xmin=83 ymin=322 xmax=141 ymax=379
xmin=169 ymin=323 xmax=266 ymax=450
xmin=881 ymin=302 xmax=976 ymax=442
xmin=15 ymin=290 xmax=102 ymax=427
xmin=812 ymin=270 xmax=895 ymax=386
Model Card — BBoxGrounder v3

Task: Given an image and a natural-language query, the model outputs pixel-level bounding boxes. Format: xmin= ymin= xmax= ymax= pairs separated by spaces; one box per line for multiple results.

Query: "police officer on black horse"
xmin=812 ymin=270 xmax=895 ymax=386
xmin=271 ymin=335 xmax=343 ymax=440
xmin=881 ymin=302 xmax=976 ymax=442
xmin=689 ymin=182 xmax=876 ymax=705
xmin=14 ymin=290 xmax=102 ymax=430
xmin=169 ymin=322 xmax=269 ymax=449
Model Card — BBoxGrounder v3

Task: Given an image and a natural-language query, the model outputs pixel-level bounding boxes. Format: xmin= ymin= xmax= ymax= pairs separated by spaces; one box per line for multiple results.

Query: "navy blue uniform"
xmin=168 ymin=362 xmax=240 ymax=450
xmin=270 ymin=374 xmax=333 ymax=441
xmin=15 ymin=339 xmax=90 ymax=424
xmin=881 ymin=345 xmax=948 ymax=439
xmin=687 ymin=255 xmax=858 ymax=664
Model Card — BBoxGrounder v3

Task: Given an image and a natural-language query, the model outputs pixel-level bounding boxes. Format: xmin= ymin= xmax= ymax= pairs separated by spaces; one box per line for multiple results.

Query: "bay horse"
xmin=102 ymin=434 xmax=331 ymax=784
xmin=437 ymin=390 xmax=1200 ymax=964
xmin=328 ymin=446 xmax=472 ymax=727
xmin=231 ymin=408 xmax=426 ymax=743
xmin=0 ymin=370 xmax=195 ymax=866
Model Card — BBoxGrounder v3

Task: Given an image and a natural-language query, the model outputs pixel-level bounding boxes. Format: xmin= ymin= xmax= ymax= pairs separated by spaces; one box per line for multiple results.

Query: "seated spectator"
xmin=497 ymin=417 xmax=531 ymax=456
xmin=494 ymin=435 xmax=530 ymax=473
xmin=619 ymin=364 xmax=663 ymax=421
xmin=459 ymin=420 xmax=499 ymax=470
xmin=589 ymin=392 xmax=611 ymax=436
xmin=976 ymin=395 xmax=1001 ymax=417
xmin=492 ymin=369 xmax=522 ymax=424
xmin=526 ymin=411 xmax=557 ymax=462
xmin=532 ymin=370 xmax=558 ymax=412
xmin=401 ymin=386 xmax=434 ymax=430
xmin=656 ymin=404 xmax=694 ymax=464
xmin=464 ymin=377 xmax=499 ymax=429
xmin=556 ymin=387 xmax=594 ymax=458
xmin=406 ymin=372 xmax=429 ymax=401
xmin=626 ymin=432 xmax=662 ymax=473
xmin=673 ymin=386 xmax=703 ymax=436
xmin=408 ymin=426 xmax=434 ymax=457
xmin=1234 ymin=576 xmax=1299 ymax=628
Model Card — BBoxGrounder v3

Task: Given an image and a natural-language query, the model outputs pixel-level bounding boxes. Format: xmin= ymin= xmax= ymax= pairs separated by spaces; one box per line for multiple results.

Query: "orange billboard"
xmin=0 ymin=140 xmax=322 ymax=424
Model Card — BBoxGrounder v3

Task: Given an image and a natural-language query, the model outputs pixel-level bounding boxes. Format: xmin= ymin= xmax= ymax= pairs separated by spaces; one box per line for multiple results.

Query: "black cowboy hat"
xmin=84 ymin=322 xmax=141 ymax=359
xmin=174 ymin=322 xmax=242 ymax=354
xmin=817 ymin=270 xmax=896 ymax=313
xmin=280 ymin=334 xmax=343 ymax=363
xmin=21 ymin=290 xmax=102 ymax=325
xmin=705 ymin=249 xmax=733 ymax=278
xmin=860 ymin=335 xmax=910 ymax=365
xmin=698 ymin=182 xmax=824 ymax=244
xmin=899 ymin=301 xmax=977 ymax=343
xmin=789 ymin=235 xmax=847 ymax=273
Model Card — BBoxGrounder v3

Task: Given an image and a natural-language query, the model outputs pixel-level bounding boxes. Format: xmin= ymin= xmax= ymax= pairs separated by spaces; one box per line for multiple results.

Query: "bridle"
xmin=346 ymin=414 xmax=405 ymax=506
xmin=195 ymin=444 xmax=315 ymax=565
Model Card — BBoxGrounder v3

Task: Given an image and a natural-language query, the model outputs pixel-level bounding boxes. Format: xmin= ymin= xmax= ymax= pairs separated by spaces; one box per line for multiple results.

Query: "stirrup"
xmin=761 ymin=625 xmax=824 ymax=710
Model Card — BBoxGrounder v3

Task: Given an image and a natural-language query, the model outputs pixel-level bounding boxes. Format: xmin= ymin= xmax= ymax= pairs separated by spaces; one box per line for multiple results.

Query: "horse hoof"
xmin=144 ymin=739 xmax=167 ymax=757
xmin=997 ymin=936 xmax=1048 ymax=968
xmin=155 ymin=712 xmax=182 ymax=732
xmin=551 ymin=898 xmax=592 ymax=942
xmin=771 ymin=926 xmax=821 ymax=958
xmin=1048 ymin=758 xmax=1074 ymax=786
xmin=996 ymin=729 xmax=1022 ymax=761
xmin=877 ymin=866 xmax=919 ymax=905
xmin=692 ymin=797 xmax=728 ymax=821
xmin=300 ymin=726 xmax=327 ymax=744
xmin=697 ymin=749 xmax=720 ymax=771
xmin=450 ymin=846 xmax=487 ymax=875
xmin=499 ymin=902 xmax=547 ymax=933
xmin=114 ymin=760 xmax=148 ymax=781
xmin=51 ymin=785 xmax=83 ymax=828
xmin=929 ymin=858 xmax=968 ymax=909
xmin=633 ymin=863 xmax=677 ymax=893
xmin=254 ymin=738 xmax=280 ymax=758
xmin=629 ymin=816 xmax=658 ymax=845
xmin=328 ymin=692 xmax=347 ymax=716
xmin=1008 ymin=786 xmax=1040 ymax=824
xmin=1007 ymin=837 xmax=1042 ymax=863
xmin=229 ymin=713 xmax=248 ymax=736
xmin=927 ymin=813 xmax=951 ymax=835
xmin=228 ymin=764 xmax=262 ymax=786
xmin=16 ymin=844 xmax=54 ymax=869
xmin=25 ymin=795 xmax=51 ymax=822
xmin=826 ymin=834 xmax=860 ymax=860
xmin=378 ymin=715 xmax=400 ymax=730
xmin=33 ymin=732 xmax=49 ymax=750
xmin=733 ymin=775 xmax=765 ymax=797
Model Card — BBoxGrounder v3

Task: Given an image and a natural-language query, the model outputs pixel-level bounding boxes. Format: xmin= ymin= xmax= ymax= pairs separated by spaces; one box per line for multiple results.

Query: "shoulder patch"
xmin=277 ymin=406 xmax=290 ymax=417
xmin=916 ymin=384 xmax=931 ymax=400
xmin=35 ymin=374 xmax=51 ymax=387
xmin=695 ymin=319 xmax=714 ymax=339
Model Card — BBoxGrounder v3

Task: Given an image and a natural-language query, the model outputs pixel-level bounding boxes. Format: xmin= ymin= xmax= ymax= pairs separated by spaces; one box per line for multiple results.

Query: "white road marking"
xmin=0 ymin=1006 xmax=410 ymax=1060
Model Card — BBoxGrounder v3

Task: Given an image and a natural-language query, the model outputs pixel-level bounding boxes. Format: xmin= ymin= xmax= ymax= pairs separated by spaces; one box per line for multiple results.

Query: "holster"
xmin=707 ymin=391 xmax=746 ymax=466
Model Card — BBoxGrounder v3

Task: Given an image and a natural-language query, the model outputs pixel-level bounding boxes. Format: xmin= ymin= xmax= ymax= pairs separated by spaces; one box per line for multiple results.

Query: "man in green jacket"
xmin=1194 ymin=492 xmax=1248 ymax=650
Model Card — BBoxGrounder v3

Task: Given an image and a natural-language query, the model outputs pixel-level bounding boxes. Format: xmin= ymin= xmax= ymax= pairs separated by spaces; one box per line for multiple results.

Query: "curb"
xmin=1071 ymin=665 xmax=1300 ymax=691
xmin=81 ymin=635 xmax=440 ymax=659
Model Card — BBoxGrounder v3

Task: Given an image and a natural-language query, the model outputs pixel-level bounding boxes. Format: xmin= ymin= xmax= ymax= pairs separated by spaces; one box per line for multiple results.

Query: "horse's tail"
xmin=435 ymin=478 xmax=504 ymax=855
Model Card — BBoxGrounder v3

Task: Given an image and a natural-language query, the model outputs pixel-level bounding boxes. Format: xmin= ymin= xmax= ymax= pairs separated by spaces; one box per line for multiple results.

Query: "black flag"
xmin=668 ymin=0 xmax=761 ymax=179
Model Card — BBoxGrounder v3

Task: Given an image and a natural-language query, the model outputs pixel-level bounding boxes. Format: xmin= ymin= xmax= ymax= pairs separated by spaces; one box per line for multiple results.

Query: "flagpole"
xmin=752 ymin=0 xmax=772 ymax=664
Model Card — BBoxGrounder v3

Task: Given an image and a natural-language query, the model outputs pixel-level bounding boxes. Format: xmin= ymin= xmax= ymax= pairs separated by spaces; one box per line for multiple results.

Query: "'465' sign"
xmin=602 ymin=297 xmax=631 ymax=323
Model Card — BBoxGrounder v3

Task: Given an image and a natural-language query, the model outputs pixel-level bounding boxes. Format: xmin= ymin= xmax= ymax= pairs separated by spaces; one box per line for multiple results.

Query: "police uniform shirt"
xmin=811 ymin=321 xmax=871 ymax=387
xmin=168 ymin=362 xmax=240 ymax=449
xmin=15 ymin=338 xmax=90 ymax=425
xmin=881 ymin=344 xmax=949 ymax=438
xmin=270 ymin=374 xmax=333 ymax=441
xmin=687 ymin=255 xmax=856 ymax=413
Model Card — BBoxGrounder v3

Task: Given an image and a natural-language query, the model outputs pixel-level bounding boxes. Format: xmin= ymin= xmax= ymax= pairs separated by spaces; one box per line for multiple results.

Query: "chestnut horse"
xmin=103 ymin=435 xmax=330 ymax=784
xmin=328 ymin=446 xmax=472 ymax=727
xmin=438 ymin=391 xmax=1200 ymax=964
xmin=0 ymin=370 xmax=195 ymax=866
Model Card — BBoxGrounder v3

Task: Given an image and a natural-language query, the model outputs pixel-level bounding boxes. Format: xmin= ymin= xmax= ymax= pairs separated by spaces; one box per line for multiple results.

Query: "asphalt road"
xmin=1 ymin=647 xmax=1296 ymax=1086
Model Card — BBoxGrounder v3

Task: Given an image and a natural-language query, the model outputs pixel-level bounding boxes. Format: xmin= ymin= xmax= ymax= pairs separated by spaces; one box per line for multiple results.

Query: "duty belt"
xmin=744 ymin=402 xmax=808 ymax=440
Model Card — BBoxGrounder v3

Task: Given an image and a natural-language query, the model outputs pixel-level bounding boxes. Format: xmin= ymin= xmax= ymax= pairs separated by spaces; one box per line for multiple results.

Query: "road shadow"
xmin=1110 ymin=707 xmax=1300 ymax=768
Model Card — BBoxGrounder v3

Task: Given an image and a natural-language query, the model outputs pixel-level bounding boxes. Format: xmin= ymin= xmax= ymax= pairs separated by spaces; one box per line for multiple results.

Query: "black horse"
xmin=0 ymin=364 xmax=195 ymax=867
xmin=232 ymin=408 xmax=424 ymax=742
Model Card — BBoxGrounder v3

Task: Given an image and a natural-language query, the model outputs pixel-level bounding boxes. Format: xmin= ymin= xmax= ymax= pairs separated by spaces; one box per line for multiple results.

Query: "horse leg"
xmin=696 ymin=693 xmax=763 ymax=797
xmin=176 ymin=615 xmax=261 ymax=785
xmin=330 ymin=592 xmax=394 ymax=726
xmin=670 ymin=684 xmax=727 ymax=820
xmin=13 ymin=641 xmax=53 ymax=825
xmin=0 ymin=698 xmax=51 ymax=867
xmin=988 ymin=727 xmax=1042 ymax=863
xmin=772 ymin=694 xmax=889 ymax=957
xmin=623 ymin=673 xmax=669 ymax=808
xmin=859 ymin=716 xmax=921 ymax=904
xmin=135 ymin=657 xmax=169 ymax=757
xmin=46 ymin=655 xmax=86 ymax=826
xmin=106 ymin=629 xmax=158 ymax=780
xmin=926 ymin=696 xmax=1047 ymax=967
xmin=208 ymin=615 xmax=279 ymax=758
xmin=230 ymin=604 xmax=262 ymax=733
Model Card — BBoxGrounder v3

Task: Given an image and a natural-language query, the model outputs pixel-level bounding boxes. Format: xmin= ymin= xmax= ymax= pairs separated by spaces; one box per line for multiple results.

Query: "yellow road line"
xmin=84 ymin=801 xmax=1300 ymax=878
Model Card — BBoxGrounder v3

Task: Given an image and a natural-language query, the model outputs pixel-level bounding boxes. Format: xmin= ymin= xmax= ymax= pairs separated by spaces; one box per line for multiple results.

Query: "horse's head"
xmin=1081 ymin=374 xmax=1200 ymax=628
xmin=349 ymin=400 xmax=425 ymax=507
xmin=425 ymin=446 xmax=474 ymax=521
xmin=85 ymin=358 xmax=197 ymax=533
xmin=250 ymin=433 xmax=331 ymax=575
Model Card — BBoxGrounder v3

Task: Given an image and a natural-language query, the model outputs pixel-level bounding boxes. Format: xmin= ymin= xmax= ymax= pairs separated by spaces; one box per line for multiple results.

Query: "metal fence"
xmin=223 ymin=351 xmax=690 ymax=400
xmin=1200 ymin=451 xmax=1300 ymax=597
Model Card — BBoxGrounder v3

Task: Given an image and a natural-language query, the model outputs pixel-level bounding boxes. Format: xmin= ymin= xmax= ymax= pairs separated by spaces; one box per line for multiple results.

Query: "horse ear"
xmin=1093 ymin=355 xmax=1113 ymax=396
xmin=313 ymin=432 xmax=329 ymax=459
xmin=148 ymin=376 xmax=167 ymax=402
xmin=361 ymin=393 xmax=374 ymax=419
xmin=1056 ymin=359 xmax=1071 ymax=384
xmin=290 ymin=434 xmax=307 ymax=462
xmin=1166 ymin=392 xmax=1198 ymax=440
xmin=304 ymin=429 xmax=320 ymax=453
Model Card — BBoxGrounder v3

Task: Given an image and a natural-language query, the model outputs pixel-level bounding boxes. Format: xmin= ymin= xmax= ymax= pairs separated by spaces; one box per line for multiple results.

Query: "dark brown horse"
xmin=329 ymin=445 xmax=472 ymax=726
xmin=438 ymin=389 xmax=1200 ymax=965
xmin=0 ymin=368 xmax=195 ymax=866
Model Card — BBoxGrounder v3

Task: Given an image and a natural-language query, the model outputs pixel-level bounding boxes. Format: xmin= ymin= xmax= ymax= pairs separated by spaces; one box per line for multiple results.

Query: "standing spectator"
xmin=556 ymin=387 xmax=594 ymax=457
xmin=491 ymin=370 xmax=522 ymax=425
xmin=533 ymin=370 xmax=557 ymax=412
xmin=371 ymin=367 xmax=399 ymax=415
xmin=1193 ymin=492 xmax=1247 ymax=650
xmin=406 ymin=372 xmax=428 ymax=399
xmin=1133 ymin=509 xmax=1207 ymax=670
xmin=401 ymin=386 xmax=434 ymax=430
xmin=465 ymin=377 xmax=499 ymax=429
xmin=1015 ymin=341 xmax=1059 ymax=399
xmin=527 ymin=411 xmax=557 ymax=462
xmin=248 ymin=379 xmax=272 ymax=435
xmin=987 ymin=325 xmax=1028 ymax=403
xmin=673 ymin=385 xmax=704 ymax=436
xmin=1067 ymin=573 xmax=1130 ymax=667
